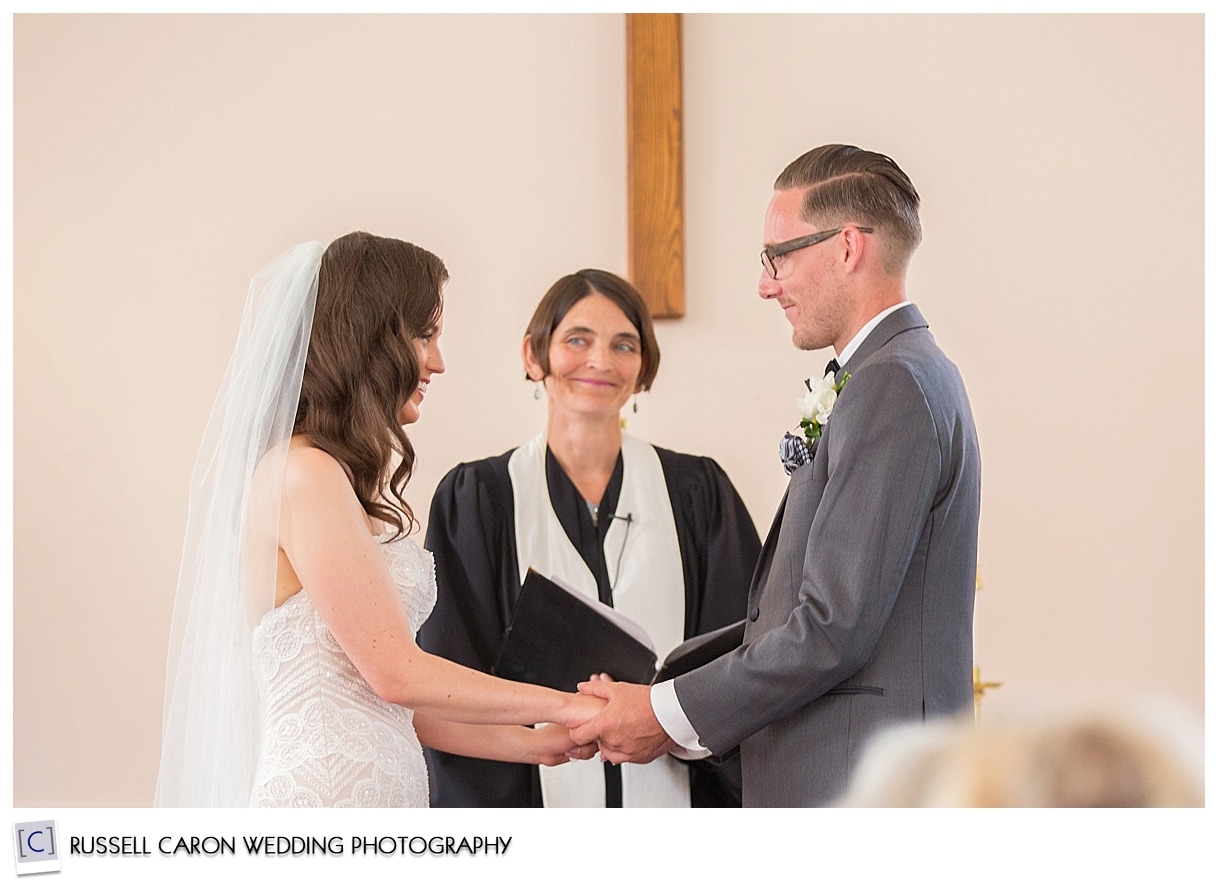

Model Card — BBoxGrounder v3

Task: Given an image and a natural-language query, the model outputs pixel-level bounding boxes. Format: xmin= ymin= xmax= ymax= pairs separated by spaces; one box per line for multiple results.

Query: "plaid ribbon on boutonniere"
xmin=778 ymin=368 xmax=851 ymax=476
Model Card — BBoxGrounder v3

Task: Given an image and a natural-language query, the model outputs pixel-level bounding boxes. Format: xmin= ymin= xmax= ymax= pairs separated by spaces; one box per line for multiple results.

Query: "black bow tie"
xmin=825 ymin=358 xmax=840 ymax=376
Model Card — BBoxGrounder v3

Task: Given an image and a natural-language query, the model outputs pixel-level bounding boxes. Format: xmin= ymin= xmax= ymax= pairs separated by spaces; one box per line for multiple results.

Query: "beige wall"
xmin=12 ymin=13 xmax=1203 ymax=807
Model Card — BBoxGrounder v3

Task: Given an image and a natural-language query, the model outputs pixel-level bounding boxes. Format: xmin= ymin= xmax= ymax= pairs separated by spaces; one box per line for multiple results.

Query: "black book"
xmin=493 ymin=568 xmax=745 ymax=693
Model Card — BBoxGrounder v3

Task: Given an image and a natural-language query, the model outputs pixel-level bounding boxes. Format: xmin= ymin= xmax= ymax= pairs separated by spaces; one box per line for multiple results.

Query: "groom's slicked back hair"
xmin=775 ymin=144 xmax=922 ymax=274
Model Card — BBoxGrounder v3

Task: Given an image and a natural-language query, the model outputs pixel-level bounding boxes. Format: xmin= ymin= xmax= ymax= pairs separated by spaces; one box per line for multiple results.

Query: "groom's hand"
xmin=570 ymin=675 xmax=676 ymax=765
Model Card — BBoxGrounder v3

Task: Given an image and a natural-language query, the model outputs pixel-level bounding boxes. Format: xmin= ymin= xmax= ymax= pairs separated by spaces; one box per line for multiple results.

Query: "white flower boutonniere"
xmin=796 ymin=370 xmax=850 ymax=446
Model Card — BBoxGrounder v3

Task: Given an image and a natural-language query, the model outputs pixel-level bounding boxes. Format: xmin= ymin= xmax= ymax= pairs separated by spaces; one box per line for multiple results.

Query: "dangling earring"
xmin=533 ymin=382 xmax=543 ymax=400
xmin=632 ymin=394 xmax=639 ymax=413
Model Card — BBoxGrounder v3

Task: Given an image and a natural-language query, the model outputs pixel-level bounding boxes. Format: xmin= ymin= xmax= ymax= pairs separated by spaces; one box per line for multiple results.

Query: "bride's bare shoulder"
xmin=283 ymin=436 xmax=353 ymax=497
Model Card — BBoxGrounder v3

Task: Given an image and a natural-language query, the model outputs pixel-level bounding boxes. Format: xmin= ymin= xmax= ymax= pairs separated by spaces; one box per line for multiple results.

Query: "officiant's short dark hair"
xmin=524 ymin=269 xmax=660 ymax=391
xmin=776 ymin=144 xmax=922 ymax=274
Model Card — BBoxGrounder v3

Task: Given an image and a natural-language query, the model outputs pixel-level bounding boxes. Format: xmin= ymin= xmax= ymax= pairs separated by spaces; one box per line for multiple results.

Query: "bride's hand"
xmin=527 ymin=723 xmax=598 ymax=766
xmin=559 ymin=691 xmax=607 ymax=729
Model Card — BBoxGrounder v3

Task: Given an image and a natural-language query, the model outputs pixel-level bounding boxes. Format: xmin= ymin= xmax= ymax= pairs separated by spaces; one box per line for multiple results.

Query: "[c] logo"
xmin=12 ymin=820 xmax=61 ymax=876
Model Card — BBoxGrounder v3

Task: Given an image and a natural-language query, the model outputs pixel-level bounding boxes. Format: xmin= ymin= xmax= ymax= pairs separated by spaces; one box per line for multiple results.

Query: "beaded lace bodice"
xmin=249 ymin=535 xmax=437 ymax=807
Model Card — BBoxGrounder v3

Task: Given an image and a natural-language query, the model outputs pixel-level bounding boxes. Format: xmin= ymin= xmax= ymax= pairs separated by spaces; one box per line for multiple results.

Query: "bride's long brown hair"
xmin=294 ymin=231 xmax=446 ymax=538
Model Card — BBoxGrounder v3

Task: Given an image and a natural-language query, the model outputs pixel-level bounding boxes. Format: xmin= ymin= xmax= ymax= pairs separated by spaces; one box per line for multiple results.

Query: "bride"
xmin=156 ymin=232 xmax=601 ymax=807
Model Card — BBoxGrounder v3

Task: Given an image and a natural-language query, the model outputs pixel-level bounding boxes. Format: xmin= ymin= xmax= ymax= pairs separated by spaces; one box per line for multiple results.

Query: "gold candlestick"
xmin=973 ymin=666 xmax=1002 ymax=725
xmin=972 ymin=570 xmax=1001 ymax=724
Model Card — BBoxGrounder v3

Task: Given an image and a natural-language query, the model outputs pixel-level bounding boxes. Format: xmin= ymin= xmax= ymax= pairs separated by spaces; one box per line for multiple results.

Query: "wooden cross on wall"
xmin=627 ymin=13 xmax=685 ymax=319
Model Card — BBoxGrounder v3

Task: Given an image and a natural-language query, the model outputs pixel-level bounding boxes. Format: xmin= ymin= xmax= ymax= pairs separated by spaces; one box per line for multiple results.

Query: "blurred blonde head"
xmin=839 ymin=698 xmax=1202 ymax=808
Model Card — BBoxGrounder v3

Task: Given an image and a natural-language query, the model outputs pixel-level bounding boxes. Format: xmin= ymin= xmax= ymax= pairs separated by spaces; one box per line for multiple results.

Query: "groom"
xmin=572 ymin=144 xmax=981 ymax=806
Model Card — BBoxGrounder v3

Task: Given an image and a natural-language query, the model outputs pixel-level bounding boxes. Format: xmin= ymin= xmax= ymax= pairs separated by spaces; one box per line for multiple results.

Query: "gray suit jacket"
xmin=674 ymin=304 xmax=981 ymax=806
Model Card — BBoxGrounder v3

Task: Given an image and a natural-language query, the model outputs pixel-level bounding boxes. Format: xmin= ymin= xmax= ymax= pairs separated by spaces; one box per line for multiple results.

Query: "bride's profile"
xmin=156 ymin=232 xmax=600 ymax=807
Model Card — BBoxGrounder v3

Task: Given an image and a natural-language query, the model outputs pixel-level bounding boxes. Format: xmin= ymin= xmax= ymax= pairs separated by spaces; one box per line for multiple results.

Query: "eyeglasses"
xmin=760 ymin=226 xmax=874 ymax=279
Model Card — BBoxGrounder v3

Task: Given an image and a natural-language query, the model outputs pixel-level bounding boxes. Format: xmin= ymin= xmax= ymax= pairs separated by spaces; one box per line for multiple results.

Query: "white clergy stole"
xmin=508 ymin=432 xmax=690 ymax=807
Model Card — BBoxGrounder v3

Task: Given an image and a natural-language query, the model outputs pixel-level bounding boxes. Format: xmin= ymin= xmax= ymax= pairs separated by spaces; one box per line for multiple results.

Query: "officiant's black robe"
xmin=419 ymin=445 xmax=761 ymax=807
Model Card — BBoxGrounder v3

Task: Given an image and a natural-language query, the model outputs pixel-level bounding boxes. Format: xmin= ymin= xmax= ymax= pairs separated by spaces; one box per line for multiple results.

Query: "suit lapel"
xmin=751 ymin=307 xmax=930 ymax=612
xmin=749 ymin=488 xmax=788 ymax=599
xmin=752 ymin=306 xmax=930 ymax=601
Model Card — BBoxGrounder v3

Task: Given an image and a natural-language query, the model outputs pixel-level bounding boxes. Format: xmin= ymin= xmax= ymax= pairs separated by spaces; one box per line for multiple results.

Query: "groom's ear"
xmin=839 ymin=225 xmax=869 ymax=274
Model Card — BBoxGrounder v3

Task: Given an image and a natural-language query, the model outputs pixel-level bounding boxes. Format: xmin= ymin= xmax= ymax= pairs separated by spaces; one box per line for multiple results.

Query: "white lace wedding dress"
xmin=249 ymin=536 xmax=437 ymax=807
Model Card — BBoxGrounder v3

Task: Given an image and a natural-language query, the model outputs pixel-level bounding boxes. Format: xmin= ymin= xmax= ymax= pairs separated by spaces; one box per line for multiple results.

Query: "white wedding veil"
xmin=155 ymin=241 xmax=324 ymax=806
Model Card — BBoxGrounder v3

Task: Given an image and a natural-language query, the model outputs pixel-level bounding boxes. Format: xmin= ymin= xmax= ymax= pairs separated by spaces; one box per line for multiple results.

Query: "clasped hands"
xmin=564 ymin=673 xmax=677 ymax=765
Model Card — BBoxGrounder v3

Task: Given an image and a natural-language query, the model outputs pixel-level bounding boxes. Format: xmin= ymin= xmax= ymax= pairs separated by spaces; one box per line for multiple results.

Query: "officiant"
xmin=419 ymin=269 xmax=760 ymax=808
